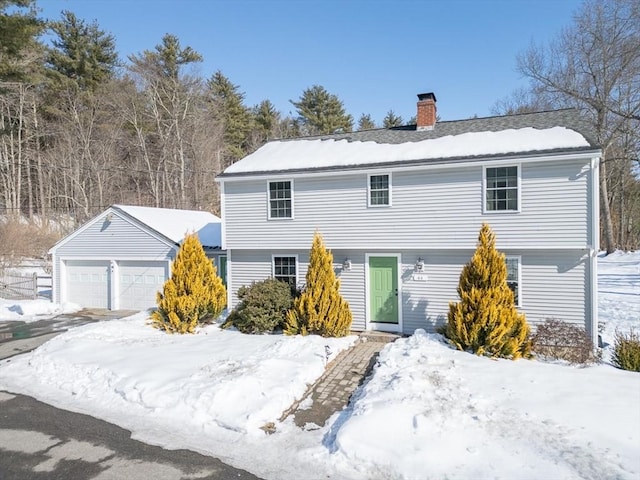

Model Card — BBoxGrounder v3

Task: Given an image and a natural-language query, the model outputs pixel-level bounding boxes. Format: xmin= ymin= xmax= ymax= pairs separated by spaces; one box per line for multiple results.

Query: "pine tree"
xmin=285 ymin=231 xmax=352 ymax=337
xmin=0 ymin=0 xmax=44 ymax=82
xmin=445 ymin=224 xmax=531 ymax=359
xmin=46 ymin=10 xmax=119 ymax=92
xmin=207 ymin=70 xmax=253 ymax=164
xmin=152 ymin=233 xmax=226 ymax=334
xmin=290 ymin=85 xmax=353 ymax=135
xmin=357 ymin=113 xmax=376 ymax=131
xmin=382 ymin=110 xmax=403 ymax=128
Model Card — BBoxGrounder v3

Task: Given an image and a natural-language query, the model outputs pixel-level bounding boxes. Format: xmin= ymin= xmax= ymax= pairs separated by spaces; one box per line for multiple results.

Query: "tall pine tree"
xmin=152 ymin=233 xmax=226 ymax=334
xmin=46 ymin=10 xmax=118 ymax=92
xmin=291 ymin=85 xmax=353 ymax=135
xmin=285 ymin=231 xmax=352 ymax=337
xmin=207 ymin=70 xmax=252 ymax=164
xmin=445 ymin=224 xmax=531 ymax=359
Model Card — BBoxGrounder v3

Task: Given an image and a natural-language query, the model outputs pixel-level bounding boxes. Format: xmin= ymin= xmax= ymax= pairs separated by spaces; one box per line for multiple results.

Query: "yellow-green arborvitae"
xmin=152 ymin=233 xmax=226 ymax=334
xmin=285 ymin=231 xmax=352 ymax=337
xmin=445 ymin=223 xmax=531 ymax=359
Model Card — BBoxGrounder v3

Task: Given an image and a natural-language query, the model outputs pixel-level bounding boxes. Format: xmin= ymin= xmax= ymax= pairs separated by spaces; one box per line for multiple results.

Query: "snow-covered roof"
xmin=114 ymin=205 xmax=221 ymax=248
xmin=221 ymin=109 xmax=598 ymax=176
xmin=223 ymin=127 xmax=591 ymax=175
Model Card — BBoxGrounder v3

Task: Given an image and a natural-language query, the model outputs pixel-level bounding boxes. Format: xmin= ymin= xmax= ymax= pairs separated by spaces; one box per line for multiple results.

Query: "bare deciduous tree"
xmin=517 ymin=0 xmax=640 ymax=253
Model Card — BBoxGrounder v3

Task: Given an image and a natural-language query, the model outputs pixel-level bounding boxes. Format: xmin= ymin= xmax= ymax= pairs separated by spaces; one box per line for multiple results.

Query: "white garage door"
xmin=66 ymin=260 xmax=110 ymax=309
xmin=118 ymin=261 xmax=168 ymax=310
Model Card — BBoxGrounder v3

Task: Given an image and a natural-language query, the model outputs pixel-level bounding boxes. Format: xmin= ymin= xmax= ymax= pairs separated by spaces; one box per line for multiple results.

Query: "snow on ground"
xmin=597 ymin=251 xmax=640 ymax=361
xmin=0 ymin=252 xmax=638 ymax=480
xmin=0 ymin=299 xmax=80 ymax=321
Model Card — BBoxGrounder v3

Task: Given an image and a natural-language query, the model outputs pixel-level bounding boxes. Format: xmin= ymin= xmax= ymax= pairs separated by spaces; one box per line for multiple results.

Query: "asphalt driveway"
xmin=0 ymin=391 xmax=262 ymax=479
xmin=0 ymin=309 xmax=138 ymax=360
xmin=0 ymin=309 xmax=262 ymax=479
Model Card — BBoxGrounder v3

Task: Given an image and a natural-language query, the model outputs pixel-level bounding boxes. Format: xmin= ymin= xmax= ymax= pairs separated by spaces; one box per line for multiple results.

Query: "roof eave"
xmin=217 ymin=145 xmax=602 ymax=180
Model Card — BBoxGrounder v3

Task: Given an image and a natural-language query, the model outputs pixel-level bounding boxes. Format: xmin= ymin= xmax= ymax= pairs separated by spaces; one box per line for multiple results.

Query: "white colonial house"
xmin=217 ymin=93 xmax=601 ymax=343
xmin=49 ymin=205 xmax=225 ymax=310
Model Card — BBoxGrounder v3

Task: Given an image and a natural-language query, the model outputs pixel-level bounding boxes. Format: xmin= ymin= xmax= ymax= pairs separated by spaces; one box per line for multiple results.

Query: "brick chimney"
xmin=416 ymin=92 xmax=437 ymax=130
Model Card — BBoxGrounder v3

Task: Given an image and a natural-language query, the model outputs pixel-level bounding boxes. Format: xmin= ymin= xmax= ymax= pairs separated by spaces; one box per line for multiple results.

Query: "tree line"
xmin=1 ymin=0 xmax=638 ymax=252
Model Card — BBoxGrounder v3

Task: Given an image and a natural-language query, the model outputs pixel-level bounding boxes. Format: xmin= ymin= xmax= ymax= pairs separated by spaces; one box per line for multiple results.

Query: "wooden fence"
xmin=0 ymin=273 xmax=52 ymax=300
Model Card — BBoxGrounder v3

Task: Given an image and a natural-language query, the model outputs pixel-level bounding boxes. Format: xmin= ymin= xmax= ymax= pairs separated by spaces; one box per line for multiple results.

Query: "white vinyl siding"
xmin=224 ymin=157 xmax=591 ymax=251
xmin=368 ymin=173 xmax=391 ymax=207
xmin=268 ymin=180 xmax=293 ymax=219
xmin=229 ymin=249 xmax=589 ymax=337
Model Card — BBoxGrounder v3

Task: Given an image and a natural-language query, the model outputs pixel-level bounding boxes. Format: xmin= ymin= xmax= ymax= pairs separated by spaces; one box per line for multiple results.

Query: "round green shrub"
xmin=612 ymin=328 xmax=640 ymax=372
xmin=224 ymin=278 xmax=293 ymax=334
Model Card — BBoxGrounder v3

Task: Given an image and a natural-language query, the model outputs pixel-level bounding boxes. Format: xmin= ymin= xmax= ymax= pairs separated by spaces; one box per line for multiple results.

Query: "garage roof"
xmin=114 ymin=205 xmax=221 ymax=248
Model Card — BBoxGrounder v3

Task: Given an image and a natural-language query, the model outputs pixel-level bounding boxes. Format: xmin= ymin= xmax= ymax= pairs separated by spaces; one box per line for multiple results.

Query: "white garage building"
xmin=49 ymin=205 xmax=224 ymax=311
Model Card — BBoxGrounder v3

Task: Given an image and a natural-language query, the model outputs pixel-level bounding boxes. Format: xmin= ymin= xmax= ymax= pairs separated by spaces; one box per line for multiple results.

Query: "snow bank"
xmin=0 ymin=313 xmax=355 ymax=438
xmin=328 ymin=330 xmax=639 ymax=480
xmin=0 ymin=299 xmax=80 ymax=321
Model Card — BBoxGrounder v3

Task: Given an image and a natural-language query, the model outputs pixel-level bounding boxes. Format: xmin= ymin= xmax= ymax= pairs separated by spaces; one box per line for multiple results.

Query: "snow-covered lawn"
xmin=0 ymin=252 xmax=639 ymax=480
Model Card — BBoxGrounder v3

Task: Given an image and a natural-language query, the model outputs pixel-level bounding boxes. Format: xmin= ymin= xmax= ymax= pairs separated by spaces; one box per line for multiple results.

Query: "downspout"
xmin=219 ymin=179 xmax=232 ymax=310
xmin=590 ymin=155 xmax=600 ymax=347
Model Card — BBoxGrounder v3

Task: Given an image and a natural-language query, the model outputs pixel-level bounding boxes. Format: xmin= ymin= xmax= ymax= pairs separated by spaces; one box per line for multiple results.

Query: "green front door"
xmin=369 ymin=256 xmax=398 ymax=324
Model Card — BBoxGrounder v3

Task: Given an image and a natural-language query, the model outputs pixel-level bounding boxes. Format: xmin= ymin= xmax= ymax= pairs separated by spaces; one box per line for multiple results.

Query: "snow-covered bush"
xmin=532 ymin=318 xmax=597 ymax=364
xmin=612 ymin=328 xmax=640 ymax=372
xmin=223 ymin=278 xmax=293 ymax=334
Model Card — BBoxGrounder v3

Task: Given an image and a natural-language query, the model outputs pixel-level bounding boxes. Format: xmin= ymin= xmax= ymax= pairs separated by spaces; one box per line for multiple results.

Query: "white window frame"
xmin=505 ymin=255 xmax=521 ymax=307
xmin=272 ymin=254 xmax=298 ymax=287
xmin=267 ymin=179 xmax=294 ymax=220
xmin=367 ymin=172 xmax=392 ymax=207
xmin=483 ymin=164 xmax=521 ymax=214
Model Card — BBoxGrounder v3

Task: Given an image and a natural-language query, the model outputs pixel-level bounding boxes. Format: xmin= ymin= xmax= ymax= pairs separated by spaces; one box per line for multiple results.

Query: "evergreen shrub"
xmin=532 ymin=318 xmax=597 ymax=364
xmin=152 ymin=233 xmax=226 ymax=334
xmin=445 ymin=223 xmax=531 ymax=359
xmin=612 ymin=328 xmax=640 ymax=372
xmin=223 ymin=278 xmax=293 ymax=334
xmin=285 ymin=231 xmax=352 ymax=337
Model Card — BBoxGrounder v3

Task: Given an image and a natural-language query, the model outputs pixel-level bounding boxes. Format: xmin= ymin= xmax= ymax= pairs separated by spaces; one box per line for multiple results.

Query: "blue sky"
xmin=36 ymin=0 xmax=583 ymax=124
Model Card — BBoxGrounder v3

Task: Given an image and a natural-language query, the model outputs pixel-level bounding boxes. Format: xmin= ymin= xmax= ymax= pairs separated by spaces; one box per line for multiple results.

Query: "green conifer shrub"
xmin=612 ymin=328 xmax=640 ymax=372
xmin=445 ymin=223 xmax=531 ymax=359
xmin=152 ymin=233 xmax=226 ymax=334
xmin=285 ymin=231 xmax=352 ymax=337
xmin=223 ymin=278 xmax=293 ymax=334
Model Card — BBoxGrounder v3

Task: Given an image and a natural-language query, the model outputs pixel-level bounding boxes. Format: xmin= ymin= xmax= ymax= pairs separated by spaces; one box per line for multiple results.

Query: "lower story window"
xmin=505 ymin=256 xmax=520 ymax=306
xmin=273 ymin=256 xmax=296 ymax=286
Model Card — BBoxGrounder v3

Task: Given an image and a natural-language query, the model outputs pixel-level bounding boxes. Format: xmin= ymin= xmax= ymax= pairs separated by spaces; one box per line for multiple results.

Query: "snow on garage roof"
xmin=222 ymin=126 xmax=591 ymax=175
xmin=114 ymin=205 xmax=221 ymax=248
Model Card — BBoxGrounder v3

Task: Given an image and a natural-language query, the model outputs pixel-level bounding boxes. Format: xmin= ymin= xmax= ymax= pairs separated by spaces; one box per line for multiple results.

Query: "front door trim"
xmin=365 ymin=253 xmax=402 ymax=333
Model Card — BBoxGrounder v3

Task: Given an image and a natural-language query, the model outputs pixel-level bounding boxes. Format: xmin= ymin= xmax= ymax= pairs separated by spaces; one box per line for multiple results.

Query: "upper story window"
xmin=268 ymin=180 xmax=292 ymax=219
xmin=368 ymin=174 xmax=391 ymax=207
xmin=505 ymin=256 xmax=521 ymax=307
xmin=273 ymin=256 xmax=297 ymax=287
xmin=485 ymin=166 xmax=519 ymax=212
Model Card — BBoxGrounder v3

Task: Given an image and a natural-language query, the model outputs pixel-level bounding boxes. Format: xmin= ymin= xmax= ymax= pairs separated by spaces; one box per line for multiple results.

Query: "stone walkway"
xmin=286 ymin=332 xmax=400 ymax=429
